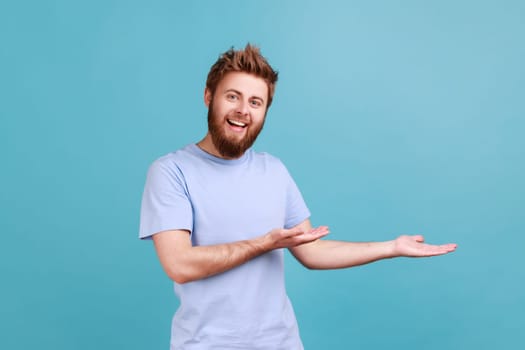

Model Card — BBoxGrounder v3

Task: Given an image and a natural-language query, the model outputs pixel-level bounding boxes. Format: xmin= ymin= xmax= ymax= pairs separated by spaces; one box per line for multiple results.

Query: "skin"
xmin=152 ymin=72 xmax=457 ymax=284
xmin=199 ymin=71 xmax=268 ymax=159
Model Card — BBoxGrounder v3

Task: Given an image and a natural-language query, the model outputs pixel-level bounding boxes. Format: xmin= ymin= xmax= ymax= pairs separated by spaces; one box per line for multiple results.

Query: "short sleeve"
xmin=283 ymin=169 xmax=311 ymax=229
xmin=139 ymin=159 xmax=193 ymax=239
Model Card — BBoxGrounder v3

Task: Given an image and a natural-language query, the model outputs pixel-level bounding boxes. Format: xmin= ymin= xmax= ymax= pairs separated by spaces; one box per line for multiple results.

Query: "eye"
xmin=250 ymin=99 xmax=263 ymax=108
xmin=226 ymin=93 xmax=238 ymax=101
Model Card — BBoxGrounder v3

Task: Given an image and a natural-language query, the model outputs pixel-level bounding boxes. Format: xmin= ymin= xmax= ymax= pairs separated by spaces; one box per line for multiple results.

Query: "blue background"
xmin=1 ymin=1 xmax=523 ymax=349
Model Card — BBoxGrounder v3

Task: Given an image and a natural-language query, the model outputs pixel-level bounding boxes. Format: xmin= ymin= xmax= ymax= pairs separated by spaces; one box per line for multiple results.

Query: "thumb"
xmin=411 ymin=235 xmax=425 ymax=243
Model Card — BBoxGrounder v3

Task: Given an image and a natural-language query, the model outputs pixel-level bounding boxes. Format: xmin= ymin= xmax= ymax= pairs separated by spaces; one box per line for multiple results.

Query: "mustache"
xmin=225 ymin=111 xmax=250 ymax=123
xmin=207 ymin=105 xmax=265 ymax=159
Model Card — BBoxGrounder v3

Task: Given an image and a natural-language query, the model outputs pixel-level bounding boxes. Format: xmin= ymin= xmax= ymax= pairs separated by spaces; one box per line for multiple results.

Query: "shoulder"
xmin=250 ymin=150 xmax=291 ymax=175
xmin=251 ymin=149 xmax=280 ymax=163
xmin=146 ymin=145 xmax=198 ymax=181
xmin=149 ymin=145 xmax=199 ymax=170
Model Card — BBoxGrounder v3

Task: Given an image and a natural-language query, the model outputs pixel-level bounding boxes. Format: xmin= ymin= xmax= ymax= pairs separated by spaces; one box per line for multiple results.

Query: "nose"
xmin=236 ymin=99 xmax=250 ymax=116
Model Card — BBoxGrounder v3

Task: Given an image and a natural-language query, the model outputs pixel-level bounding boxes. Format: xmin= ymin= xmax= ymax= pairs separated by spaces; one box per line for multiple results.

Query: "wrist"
xmin=385 ymin=240 xmax=397 ymax=258
xmin=253 ymin=234 xmax=272 ymax=254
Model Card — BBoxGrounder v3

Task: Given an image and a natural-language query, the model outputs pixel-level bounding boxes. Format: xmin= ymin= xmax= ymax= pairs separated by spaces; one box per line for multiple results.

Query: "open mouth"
xmin=227 ymin=119 xmax=247 ymax=128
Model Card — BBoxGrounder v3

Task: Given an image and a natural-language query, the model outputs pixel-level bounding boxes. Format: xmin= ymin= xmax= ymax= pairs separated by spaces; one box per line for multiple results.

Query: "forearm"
xmin=290 ymin=231 xmax=457 ymax=269
xmin=153 ymin=226 xmax=329 ymax=284
xmin=291 ymin=239 xmax=396 ymax=270
xmin=154 ymin=232 xmax=271 ymax=284
xmin=177 ymin=238 xmax=270 ymax=282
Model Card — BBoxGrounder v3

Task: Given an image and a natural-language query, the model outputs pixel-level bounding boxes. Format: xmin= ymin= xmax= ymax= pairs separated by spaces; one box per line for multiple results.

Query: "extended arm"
xmin=289 ymin=219 xmax=457 ymax=269
xmin=152 ymin=225 xmax=329 ymax=284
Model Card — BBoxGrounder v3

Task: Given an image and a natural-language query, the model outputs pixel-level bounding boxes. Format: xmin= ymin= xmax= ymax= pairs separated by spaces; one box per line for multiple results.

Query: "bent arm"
xmin=289 ymin=220 xmax=457 ymax=270
xmin=152 ymin=230 xmax=267 ymax=284
xmin=152 ymin=225 xmax=329 ymax=284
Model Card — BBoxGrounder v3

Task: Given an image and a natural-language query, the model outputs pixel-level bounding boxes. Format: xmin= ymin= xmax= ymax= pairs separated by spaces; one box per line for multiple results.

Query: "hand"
xmin=392 ymin=235 xmax=457 ymax=257
xmin=264 ymin=226 xmax=330 ymax=250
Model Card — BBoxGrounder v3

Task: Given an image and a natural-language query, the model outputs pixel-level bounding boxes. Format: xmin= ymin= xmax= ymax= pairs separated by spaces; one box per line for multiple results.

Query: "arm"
xmin=289 ymin=219 xmax=457 ymax=270
xmin=152 ymin=225 xmax=329 ymax=284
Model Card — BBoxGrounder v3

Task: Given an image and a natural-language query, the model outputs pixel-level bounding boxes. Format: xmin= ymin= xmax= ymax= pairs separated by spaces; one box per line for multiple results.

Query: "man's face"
xmin=205 ymin=72 xmax=269 ymax=159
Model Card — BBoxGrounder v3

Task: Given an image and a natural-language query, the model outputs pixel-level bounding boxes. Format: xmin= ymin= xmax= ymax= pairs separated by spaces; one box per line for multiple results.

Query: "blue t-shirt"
xmin=140 ymin=144 xmax=310 ymax=350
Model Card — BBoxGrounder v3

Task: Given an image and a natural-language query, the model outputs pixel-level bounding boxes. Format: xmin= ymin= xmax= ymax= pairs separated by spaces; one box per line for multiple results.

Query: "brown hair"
xmin=206 ymin=44 xmax=279 ymax=107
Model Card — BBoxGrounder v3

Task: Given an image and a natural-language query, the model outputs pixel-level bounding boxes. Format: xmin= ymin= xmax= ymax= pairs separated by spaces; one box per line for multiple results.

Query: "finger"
xmin=300 ymin=227 xmax=330 ymax=242
xmin=440 ymin=243 xmax=457 ymax=251
xmin=429 ymin=243 xmax=457 ymax=251
xmin=312 ymin=228 xmax=330 ymax=238
xmin=283 ymin=227 xmax=306 ymax=238
xmin=307 ymin=226 xmax=329 ymax=235
xmin=421 ymin=243 xmax=457 ymax=256
xmin=411 ymin=235 xmax=425 ymax=243
xmin=304 ymin=229 xmax=329 ymax=240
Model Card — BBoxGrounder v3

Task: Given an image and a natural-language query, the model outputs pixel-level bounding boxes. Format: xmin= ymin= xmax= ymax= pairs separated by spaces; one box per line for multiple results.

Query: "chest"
xmin=184 ymin=165 xmax=288 ymax=245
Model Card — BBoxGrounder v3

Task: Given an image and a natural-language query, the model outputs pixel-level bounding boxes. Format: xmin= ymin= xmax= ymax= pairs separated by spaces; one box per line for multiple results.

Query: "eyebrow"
xmin=225 ymin=89 xmax=265 ymax=104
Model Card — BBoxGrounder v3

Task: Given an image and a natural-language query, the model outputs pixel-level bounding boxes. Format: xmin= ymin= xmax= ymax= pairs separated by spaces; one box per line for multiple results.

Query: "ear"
xmin=204 ymin=88 xmax=212 ymax=107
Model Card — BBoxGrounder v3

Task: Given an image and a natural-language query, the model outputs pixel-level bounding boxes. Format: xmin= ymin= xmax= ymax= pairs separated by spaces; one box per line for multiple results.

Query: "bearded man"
xmin=139 ymin=44 xmax=457 ymax=350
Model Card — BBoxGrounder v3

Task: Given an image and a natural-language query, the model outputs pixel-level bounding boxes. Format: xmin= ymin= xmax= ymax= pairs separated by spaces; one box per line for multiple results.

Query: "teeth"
xmin=228 ymin=119 xmax=246 ymax=127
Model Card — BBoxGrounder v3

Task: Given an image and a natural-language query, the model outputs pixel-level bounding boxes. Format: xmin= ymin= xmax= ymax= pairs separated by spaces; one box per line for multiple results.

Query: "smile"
xmin=227 ymin=119 xmax=247 ymax=128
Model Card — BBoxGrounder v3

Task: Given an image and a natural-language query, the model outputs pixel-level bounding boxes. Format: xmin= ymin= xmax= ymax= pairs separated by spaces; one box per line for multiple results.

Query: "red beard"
xmin=207 ymin=103 xmax=265 ymax=158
